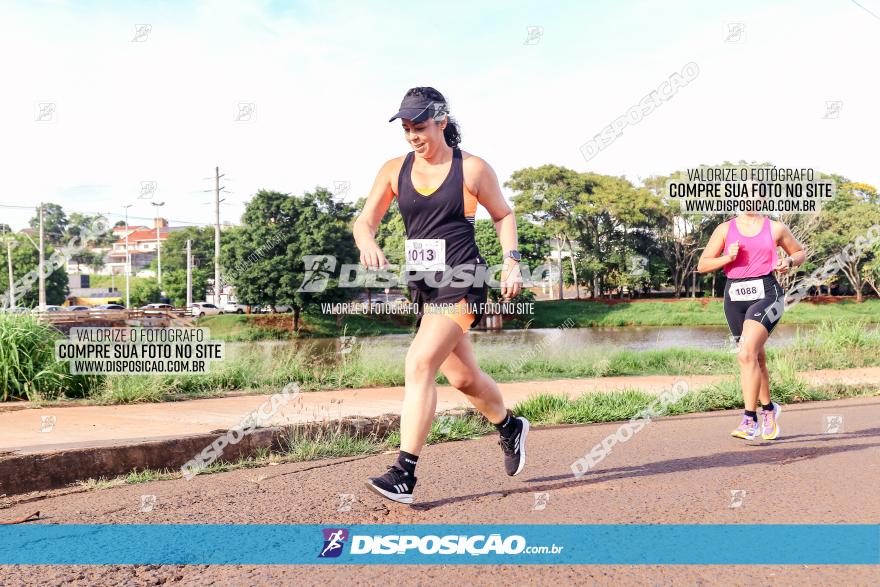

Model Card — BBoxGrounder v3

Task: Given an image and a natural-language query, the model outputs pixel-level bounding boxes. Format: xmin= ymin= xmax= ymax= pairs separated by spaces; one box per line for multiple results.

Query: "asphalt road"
xmin=1 ymin=396 xmax=878 ymax=586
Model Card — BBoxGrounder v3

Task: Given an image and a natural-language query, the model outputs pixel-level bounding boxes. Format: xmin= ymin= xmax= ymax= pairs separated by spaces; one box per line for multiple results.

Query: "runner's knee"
xmin=737 ymin=347 xmax=759 ymax=366
xmin=405 ymin=350 xmax=437 ymax=381
xmin=445 ymin=368 xmax=480 ymax=391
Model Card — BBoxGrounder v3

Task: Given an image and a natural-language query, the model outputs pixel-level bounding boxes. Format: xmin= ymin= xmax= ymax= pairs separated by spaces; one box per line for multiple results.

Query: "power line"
xmin=0 ymin=202 xmax=231 ymax=227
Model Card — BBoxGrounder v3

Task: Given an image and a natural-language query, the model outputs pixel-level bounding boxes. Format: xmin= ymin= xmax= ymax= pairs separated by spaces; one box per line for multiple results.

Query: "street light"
xmin=123 ymin=204 xmax=133 ymax=308
xmin=151 ymin=201 xmax=165 ymax=286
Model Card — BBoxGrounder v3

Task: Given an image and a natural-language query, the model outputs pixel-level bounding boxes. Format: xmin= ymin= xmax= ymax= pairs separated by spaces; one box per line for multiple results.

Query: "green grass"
xmin=190 ymin=299 xmax=880 ymax=341
xmin=86 ymin=274 xmax=153 ymax=291
xmin=0 ymin=313 xmax=102 ymax=401
xmin=522 ymin=298 xmax=880 ymax=329
xmin=512 ymin=355 xmax=874 ymax=425
xmin=11 ymin=319 xmax=880 ymax=405
xmin=197 ymin=311 xmax=414 ymax=341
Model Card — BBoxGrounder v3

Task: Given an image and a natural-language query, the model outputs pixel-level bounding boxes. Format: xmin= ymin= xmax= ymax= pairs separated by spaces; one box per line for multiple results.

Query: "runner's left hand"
xmin=501 ymin=259 xmax=522 ymax=300
xmin=774 ymin=257 xmax=790 ymax=274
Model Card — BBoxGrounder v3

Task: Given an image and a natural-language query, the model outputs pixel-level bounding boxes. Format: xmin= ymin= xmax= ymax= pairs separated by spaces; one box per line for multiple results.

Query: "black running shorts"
xmin=723 ymin=273 xmax=785 ymax=340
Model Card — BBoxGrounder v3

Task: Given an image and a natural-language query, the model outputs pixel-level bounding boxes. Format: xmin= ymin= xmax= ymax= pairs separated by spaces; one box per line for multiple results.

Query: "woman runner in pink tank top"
xmin=698 ymin=213 xmax=806 ymax=441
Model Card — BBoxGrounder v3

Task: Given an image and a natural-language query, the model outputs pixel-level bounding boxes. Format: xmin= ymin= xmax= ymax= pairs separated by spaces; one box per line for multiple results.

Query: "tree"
xmin=0 ymin=234 xmax=69 ymax=307
xmin=29 ymin=203 xmax=68 ymax=245
xmin=65 ymin=213 xmax=114 ymax=248
xmin=156 ymin=226 xmax=215 ymax=304
xmin=130 ymin=280 xmax=162 ymax=307
xmin=475 ymin=215 xmax=551 ymax=300
xmin=812 ymin=182 xmax=880 ymax=301
xmin=224 ymin=188 xmax=359 ymax=330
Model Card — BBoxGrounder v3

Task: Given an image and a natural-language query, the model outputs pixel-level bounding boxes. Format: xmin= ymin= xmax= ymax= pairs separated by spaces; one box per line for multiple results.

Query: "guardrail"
xmin=34 ymin=309 xmax=196 ymax=330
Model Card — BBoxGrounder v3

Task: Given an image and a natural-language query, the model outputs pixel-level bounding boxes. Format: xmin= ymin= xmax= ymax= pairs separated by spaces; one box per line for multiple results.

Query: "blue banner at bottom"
xmin=1 ymin=525 xmax=878 ymax=565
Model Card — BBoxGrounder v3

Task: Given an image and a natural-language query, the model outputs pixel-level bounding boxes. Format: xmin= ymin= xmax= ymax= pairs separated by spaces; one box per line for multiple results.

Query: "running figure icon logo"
xmin=319 ymin=528 xmax=349 ymax=558
xmin=298 ymin=255 xmax=337 ymax=293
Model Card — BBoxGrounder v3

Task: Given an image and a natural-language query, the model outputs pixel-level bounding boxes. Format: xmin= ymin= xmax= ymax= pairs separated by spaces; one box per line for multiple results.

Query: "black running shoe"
xmin=499 ymin=416 xmax=530 ymax=476
xmin=365 ymin=465 xmax=416 ymax=504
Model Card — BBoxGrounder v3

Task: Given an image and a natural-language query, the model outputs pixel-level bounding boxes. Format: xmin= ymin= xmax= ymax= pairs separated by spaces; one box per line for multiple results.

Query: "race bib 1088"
xmin=729 ymin=278 xmax=764 ymax=302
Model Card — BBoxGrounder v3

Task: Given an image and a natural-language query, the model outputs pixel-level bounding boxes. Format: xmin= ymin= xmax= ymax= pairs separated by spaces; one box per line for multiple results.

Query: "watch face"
xmin=508 ymin=251 xmax=521 ymax=261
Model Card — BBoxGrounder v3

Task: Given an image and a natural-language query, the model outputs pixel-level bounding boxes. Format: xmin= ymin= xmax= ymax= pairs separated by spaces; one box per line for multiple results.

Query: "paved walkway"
xmin=2 ymin=367 xmax=878 ymax=454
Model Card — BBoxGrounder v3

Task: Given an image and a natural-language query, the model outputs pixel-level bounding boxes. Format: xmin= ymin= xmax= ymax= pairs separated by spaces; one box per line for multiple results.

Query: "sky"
xmin=1 ymin=0 xmax=879 ymax=230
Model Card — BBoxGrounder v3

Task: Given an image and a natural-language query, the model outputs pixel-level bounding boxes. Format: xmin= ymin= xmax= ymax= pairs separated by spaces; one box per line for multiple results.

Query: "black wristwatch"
xmin=504 ymin=250 xmax=522 ymax=262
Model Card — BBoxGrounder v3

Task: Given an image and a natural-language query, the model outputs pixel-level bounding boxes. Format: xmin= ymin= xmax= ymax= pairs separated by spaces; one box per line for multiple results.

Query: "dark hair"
xmin=403 ymin=86 xmax=461 ymax=148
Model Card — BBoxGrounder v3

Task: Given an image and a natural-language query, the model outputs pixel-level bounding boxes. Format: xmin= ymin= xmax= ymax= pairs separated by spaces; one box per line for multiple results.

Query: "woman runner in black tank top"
xmin=396 ymin=147 xmax=489 ymax=330
xmin=353 ymin=87 xmax=530 ymax=504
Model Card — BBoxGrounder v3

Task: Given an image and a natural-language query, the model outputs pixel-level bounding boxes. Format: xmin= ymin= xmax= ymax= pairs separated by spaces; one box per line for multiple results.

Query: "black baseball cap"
xmin=388 ymin=94 xmax=447 ymax=123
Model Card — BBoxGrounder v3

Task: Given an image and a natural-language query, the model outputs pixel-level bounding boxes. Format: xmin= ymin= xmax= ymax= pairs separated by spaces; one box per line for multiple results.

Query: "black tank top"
xmin=396 ymin=148 xmax=484 ymax=269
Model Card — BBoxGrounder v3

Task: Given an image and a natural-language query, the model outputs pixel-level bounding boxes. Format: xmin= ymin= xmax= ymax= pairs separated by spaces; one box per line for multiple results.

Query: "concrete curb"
xmin=0 ymin=414 xmax=401 ymax=496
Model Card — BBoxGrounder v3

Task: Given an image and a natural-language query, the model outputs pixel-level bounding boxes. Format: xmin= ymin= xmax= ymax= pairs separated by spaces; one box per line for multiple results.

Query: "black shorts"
xmin=407 ymin=263 xmax=489 ymax=330
xmin=723 ymin=273 xmax=785 ymax=340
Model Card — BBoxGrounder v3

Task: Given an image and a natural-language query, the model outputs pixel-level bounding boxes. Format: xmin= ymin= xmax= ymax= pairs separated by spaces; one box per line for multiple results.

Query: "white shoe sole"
xmin=365 ymin=479 xmax=413 ymax=504
xmin=512 ymin=417 xmax=529 ymax=476
xmin=762 ymin=403 xmax=781 ymax=440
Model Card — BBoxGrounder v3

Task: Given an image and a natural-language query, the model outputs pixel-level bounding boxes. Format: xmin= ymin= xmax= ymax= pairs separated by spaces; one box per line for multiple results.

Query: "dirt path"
xmin=1 ymin=396 xmax=878 ymax=585
xmin=4 ymin=367 xmax=879 ymax=454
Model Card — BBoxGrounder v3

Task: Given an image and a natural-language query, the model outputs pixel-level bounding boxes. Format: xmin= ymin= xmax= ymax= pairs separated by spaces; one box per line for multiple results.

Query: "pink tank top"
xmin=723 ymin=216 xmax=777 ymax=278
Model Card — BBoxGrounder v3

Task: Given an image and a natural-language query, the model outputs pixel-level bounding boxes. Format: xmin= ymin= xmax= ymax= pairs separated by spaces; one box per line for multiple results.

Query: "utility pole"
xmin=2 ymin=228 xmax=14 ymax=308
xmin=123 ymin=204 xmax=133 ymax=308
xmin=38 ymin=204 xmax=46 ymax=309
xmin=186 ymin=239 xmax=193 ymax=307
xmin=214 ymin=166 xmax=223 ymax=306
xmin=151 ymin=201 xmax=165 ymax=286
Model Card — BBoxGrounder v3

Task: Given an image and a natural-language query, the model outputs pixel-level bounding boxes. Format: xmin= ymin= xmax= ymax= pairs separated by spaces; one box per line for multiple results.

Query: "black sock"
xmin=395 ymin=451 xmax=418 ymax=476
xmin=744 ymin=410 xmax=758 ymax=422
xmin=762 ymin=402 xmax=774 ymax=412
xmin=495 ymin=411 xmax=516 ymax=437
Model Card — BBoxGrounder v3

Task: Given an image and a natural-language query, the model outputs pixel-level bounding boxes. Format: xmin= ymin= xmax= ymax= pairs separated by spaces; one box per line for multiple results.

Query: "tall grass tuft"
xmin=0 ymin=313 xmax=101 ymax=401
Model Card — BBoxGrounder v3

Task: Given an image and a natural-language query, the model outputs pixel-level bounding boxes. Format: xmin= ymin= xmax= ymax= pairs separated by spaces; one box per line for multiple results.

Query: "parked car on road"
xmin=252 ymin=304 xmax=293 ymax=314
xmin=1 ymin=306 xmax=30 ymax=314
xmin=96 ymin=304 xmax=126 ymax=310
xmin=222 ymin=302 xmax=248 ymax=314
xmin=189 ymin=302 xmax=222 ymax=317
xmin=34 ymin=305 xmax=66 ymax=312
xmin=67 ymin=306 xmax=92 ymax=311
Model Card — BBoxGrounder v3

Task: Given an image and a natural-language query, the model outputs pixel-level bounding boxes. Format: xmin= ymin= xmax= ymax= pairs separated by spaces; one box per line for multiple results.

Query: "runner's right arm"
xmin=697 ymin=222 xmax=736 ymax=273
xmin=353 ymin=158 xmax=399 ymax=269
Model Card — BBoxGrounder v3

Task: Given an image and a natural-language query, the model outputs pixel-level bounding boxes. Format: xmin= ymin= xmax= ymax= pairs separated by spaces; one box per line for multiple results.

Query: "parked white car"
xmin=223 ymin=302 xmax=248 ymax=314
xmin=189 ymin=302 xmax=222 ymax=318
